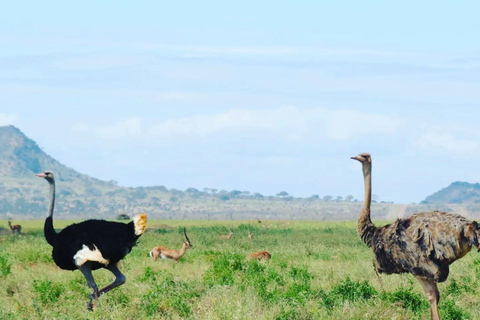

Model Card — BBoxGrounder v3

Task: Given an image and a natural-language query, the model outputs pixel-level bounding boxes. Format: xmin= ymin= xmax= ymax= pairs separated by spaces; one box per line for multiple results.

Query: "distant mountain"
xmin=423 ymin=181 xmax=480 ymax=205
xmin=0 ymin=125 xmax=107 ymax=185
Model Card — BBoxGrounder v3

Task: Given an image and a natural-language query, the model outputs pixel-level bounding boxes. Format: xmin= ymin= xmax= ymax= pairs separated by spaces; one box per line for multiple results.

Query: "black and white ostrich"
xmin=36 ymin=171 xmax=147 ymax=309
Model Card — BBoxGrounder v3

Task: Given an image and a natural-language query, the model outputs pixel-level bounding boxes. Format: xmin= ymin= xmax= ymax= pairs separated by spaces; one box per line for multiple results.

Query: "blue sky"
xmin=1 ymin=1 xmax=480 ymax=203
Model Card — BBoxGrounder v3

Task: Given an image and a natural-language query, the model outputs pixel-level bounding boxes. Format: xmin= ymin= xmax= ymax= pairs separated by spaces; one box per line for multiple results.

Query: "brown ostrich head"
xmin=350 ymin=153 xmax=371 ymax=164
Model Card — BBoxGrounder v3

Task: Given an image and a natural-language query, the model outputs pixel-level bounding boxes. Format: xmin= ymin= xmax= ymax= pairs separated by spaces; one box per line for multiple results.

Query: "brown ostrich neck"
xmin=357 ymin=160 xmax=376 ymax=247
xmin=362 ymin=162 xmax=372 ymax=211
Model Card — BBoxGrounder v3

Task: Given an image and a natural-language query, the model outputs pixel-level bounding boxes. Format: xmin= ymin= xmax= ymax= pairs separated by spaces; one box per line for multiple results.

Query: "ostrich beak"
xmin=36 ymin=173 xmax=46 ymax=178
xmin=350 ymin=156 xmax=359 ymax=160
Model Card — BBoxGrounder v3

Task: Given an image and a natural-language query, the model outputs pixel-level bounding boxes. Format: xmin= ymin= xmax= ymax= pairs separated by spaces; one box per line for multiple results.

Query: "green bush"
xmin=141 ymin=270 xmax=202 ymax=318
xmin=0 ymin=254 xmax=11 ymax=277
xmin=329 ymin=277 xmax=377 ymax=302
xmin=381 ymin=286 xmax=428 ymax=314
xmin=319 ymin=278 xmax=377 ymax=310
xmin=33 ymin=280 xmax=64 ymax=305
xmin=204 ymin=253 xmax=244 ymax=287
xmin=440 ymin=299 xmax=470 ymax=320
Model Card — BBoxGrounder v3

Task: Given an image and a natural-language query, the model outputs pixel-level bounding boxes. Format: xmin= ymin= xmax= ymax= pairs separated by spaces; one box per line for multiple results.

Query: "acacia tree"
xmin=323 ymin=195 xmax=333 ymax=202
xmin=276 ymin=191 xmax=289 ymax=198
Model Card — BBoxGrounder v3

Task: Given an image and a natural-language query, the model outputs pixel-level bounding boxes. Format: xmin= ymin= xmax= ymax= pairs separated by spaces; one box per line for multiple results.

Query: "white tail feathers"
xmin=133 ymin=213 xmax=147 ymax=236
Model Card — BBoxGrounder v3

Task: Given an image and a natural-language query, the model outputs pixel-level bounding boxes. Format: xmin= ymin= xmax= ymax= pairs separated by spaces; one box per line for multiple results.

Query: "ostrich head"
xmin=350 ymin=153 xmax=371 ymax=164
xmin=36 ymin=171 xmax=55 ymax=182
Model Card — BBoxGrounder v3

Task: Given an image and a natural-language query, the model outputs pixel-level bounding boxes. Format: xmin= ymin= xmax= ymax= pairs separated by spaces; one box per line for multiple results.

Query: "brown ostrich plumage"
xmin=352 ymin=153 xmax=480 ymax=320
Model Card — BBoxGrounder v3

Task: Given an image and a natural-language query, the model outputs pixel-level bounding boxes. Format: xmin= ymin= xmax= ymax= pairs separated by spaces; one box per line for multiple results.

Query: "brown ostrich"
xmin=8 ymin=220 xmax=22 ymax=235
xmin=351 ymin=153 xmax=480 ymax=320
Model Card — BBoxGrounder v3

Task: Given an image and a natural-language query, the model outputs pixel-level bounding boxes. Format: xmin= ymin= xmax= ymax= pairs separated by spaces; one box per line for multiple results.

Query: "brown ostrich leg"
xmin=416 ymin=277 xmax=440 ymax=320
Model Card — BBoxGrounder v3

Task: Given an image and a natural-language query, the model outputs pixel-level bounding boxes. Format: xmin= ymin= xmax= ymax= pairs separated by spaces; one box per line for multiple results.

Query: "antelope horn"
xmin=184 ymin=227 xmax=192 ymax=244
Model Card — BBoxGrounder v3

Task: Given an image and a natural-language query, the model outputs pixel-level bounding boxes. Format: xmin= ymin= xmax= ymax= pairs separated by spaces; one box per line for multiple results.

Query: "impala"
xmin=150 ymin=228 xmax=193 ymax=262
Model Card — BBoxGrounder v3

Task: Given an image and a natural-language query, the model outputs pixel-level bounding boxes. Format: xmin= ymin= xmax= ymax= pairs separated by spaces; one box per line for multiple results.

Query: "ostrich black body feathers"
xmin=50 ymin=219 xmax=141 ymax=271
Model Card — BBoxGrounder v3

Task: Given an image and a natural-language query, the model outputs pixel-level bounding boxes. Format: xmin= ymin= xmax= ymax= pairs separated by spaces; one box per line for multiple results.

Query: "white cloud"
xmin=415 ymin=131 xmax=480 ymax=156
xmin=72 ymin=117 xmax=142 ymax=142
xmin=0 ymin=113 xmax=17 ymax=126
xmin=72 ymin=107 xmax=404 ymax=143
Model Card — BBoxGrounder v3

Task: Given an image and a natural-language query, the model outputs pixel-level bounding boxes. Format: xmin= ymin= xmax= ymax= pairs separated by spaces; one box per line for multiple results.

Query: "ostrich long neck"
xmin=44 ymin=178 xmax=57 ymax=246
xmin=357 ymin=161 xmax=377 ymax=247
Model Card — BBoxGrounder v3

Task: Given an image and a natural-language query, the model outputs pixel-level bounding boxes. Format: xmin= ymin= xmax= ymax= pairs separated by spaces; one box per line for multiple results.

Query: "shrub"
xmin=204 ymin=253 xmax=244 ymax=287
xmin=329 ymin=277 xmax=376 ymax=302
xmin=319 ymin=278 xmax=377 ymax=310
xmin=381 ymin=286 xmax=428 ymax=314
xmin=440 ymin=299 xmax=470 ymax=320
xmin=33 ymin=280 xmax=64 ymax=305
xmin=141 ymin=270 xmax=202 ymax=318
xmin=0 ymin=254 xmax=12 ymax=277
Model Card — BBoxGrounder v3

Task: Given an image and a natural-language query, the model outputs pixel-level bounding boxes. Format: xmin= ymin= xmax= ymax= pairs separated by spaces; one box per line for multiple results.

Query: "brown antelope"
xmin=246 ymin=251 xmax=271 ymax=261
xmin=8 ymin=220 xmax=21 ymax=235
xmin=248 ymin=231 xmax=253 ymax=239
xmin=217 ymin=227 xmax=233 ymax=240
xmin=150 ymin=228 xmax=193 ymax=262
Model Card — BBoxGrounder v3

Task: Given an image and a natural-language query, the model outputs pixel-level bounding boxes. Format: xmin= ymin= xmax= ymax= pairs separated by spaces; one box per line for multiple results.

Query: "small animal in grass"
xmin=150 ymin=228 xmax=193 ymax=262
xmin=248 ymin=231 xmax=254 ymax=239
xmin=246 ymin=251 xmax=271 ymax=261
xmin=8 ymin=220 xmax=21 ymax=235
xmin=36 ymin=171 xmax=147 ymax=310
xmin=217 ymin=227 xmax=233 ymax=240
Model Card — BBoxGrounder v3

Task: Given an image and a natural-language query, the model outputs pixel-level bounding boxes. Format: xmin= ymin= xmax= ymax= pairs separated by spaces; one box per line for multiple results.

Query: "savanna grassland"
xmin=0 ymin=220 xmax=477 ymax=320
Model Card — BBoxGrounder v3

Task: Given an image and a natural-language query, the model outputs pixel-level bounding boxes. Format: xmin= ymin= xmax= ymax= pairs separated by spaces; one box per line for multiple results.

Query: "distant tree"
xmin=185 ymin=187 xmax=200 ymax=194
xmin=229 ymin=190 xmax=242 ymax=198
xmin=253 ymin=192 xmax=264 ymax=199
xmin=309 ymin=194 xmax=320 ymax=200
xmin=323 ymin=195 xmax=333 ymax=202
xmin=116 ymin=214 xmax=130 ymax=220
xmin=420 ymin=200 xmax=428 ymax=204
xmin=336 ymin=196 xmax=343 ymax=202
xmin=108 ymin=180 xmax=118 ymax=186
xmin=345 ymin=195 xmax=354 ymax=202
xmin=169 ymin=196 xmax=178 ymax=202
xmin=203 ymin=187 xmax=211 ymax=193
xmin=170 ymin=188 xmax=184 ymax=196
xmin=147 ymin=185 xmax=168 ymax=192
xmin=276 ymin=191 xmax=289 ymax=198
xmin=130 ymin=187 xmax=147 ymax=199
xmin=241 ymin=191 xmax=251 ymax=197
xmin=211 ymin=188 xmax=218 ymax=194
xmin=85 ymin=187 xmax=102 ymax=197
xmin=219 ymin=195 xmax=230 ymax=201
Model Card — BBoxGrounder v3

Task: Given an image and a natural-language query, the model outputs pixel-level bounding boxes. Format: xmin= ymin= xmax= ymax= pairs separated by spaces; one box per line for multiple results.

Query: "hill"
xmin=423 ymin=181 xmax=480 ymax=206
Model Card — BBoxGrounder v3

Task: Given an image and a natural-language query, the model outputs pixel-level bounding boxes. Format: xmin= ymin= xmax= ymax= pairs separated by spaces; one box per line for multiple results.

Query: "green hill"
xmin=423 ymin=181 xmax=480 ymax=205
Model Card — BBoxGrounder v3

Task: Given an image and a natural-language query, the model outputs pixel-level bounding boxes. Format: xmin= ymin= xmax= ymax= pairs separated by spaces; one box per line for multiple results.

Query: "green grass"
xmin=0 ymin=220 xmax=478 ymax=319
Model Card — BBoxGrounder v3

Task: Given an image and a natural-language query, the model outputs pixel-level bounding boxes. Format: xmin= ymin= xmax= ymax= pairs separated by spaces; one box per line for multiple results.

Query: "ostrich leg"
xmin=79 ymin=263 xmax=99 ymax=310
xmin=416 ymin=276 xmax=440 ymax=320
xmin=98 ymin=263 xmax=126 ymax=295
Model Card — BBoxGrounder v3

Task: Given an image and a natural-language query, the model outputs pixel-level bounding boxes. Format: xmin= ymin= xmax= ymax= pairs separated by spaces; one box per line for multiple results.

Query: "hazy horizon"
xmin=2 ymin=1 xmax=480 ymax=203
